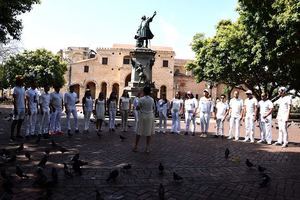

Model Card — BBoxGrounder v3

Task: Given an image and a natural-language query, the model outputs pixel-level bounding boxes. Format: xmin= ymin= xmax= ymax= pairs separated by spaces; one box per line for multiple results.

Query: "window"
xmin=163 ymin=60 xmax=168 ymax=67
xmin=84 ymin=65 xmax=89 ymax=73
xmin=123 ymin=58 xmax=130 ymax=64
xmin=102 ymin=57 xmax=108 ymax=65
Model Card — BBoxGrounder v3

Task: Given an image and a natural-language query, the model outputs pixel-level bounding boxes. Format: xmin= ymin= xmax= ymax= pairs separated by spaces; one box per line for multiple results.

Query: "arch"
xmin=71 ymin=84 xmax=80 ymax=99
xmin=160 ymin=85 xmax=167 ymax=99
xmin=125 ymin=73 xmax=131 ymax=87
xmin=112 ymin=83 xmax=120 ymax=100
xmin=101 ymin=82 xmax=107 ymax=99
xmin=86 ymin=81 xmax=96 ymax=99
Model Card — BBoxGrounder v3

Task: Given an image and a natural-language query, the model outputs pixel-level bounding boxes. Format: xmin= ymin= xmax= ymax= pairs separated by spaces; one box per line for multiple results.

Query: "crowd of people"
xmin=9 ymin=75 xmax=292 ymax=151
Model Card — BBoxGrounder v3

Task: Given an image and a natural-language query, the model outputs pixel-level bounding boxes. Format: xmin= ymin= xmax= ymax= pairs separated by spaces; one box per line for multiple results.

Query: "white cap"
xmin=279 ymin=87 xmax=287 ymax=93
xmin=203 ymin=89 xmax=209 ymax=93
xmin=187 ymin=91 xmax=191 ymax=94
xmin=245 ymin=90 xmax=252 ymax=94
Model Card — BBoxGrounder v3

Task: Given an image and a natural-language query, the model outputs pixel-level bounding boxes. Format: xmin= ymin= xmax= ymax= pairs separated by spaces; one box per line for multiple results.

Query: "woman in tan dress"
xmin=133 ymin=86 xmax=155 ymax=153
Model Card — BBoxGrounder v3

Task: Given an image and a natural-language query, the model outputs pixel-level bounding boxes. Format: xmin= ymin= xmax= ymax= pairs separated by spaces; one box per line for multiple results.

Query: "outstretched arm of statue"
xmin=150 ymin=11 xmax=156 ymax=21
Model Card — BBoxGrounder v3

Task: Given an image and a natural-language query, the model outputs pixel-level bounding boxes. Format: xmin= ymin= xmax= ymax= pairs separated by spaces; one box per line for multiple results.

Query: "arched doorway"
xmin=101 ymin=82 xmax=107 ymax=98
xmin=125 ymin=73 xmax=131 ymax=87
xmin=86 ymin=82 xmax=96 ymax=99
xmin=72 ymin=84 xmax=80 ymax=99
xmin=160 ymin=85 xmax=167 ymax=99
xmin=112 ymin=83 xmax=119 ymax=100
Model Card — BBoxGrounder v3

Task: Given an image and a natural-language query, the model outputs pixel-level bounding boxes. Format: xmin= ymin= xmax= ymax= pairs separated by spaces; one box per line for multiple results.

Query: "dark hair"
xmin=220 ymin=94 xmax=226 ymax=98
xmin=143 ymin=86 xmax=151 ymax=95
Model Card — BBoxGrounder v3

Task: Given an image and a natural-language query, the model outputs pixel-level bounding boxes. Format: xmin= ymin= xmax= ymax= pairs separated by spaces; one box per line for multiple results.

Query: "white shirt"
xmin=64 ymin=92 xmax=78 ymax=110
xmin=244 ymin=98 xmax=258 ymax=116
xmin=39 ymin=92 xmax=50 ymax=112
xmin=184 ymin=98 xmax=198 ymax=112
xmin=138 ymin=95 xmax=155 ymax=114
xmin=276 ymin=95 xmax=292 ymax=121
xmin=120 ymin=97 xmax=130 ymax=110
xmin=26 ymin=88 xmax=39 ymax=112
xmin=83 ymin=97 xmax=93 ymax=112
xmin=199 ymin=97 xmax=213 ymax=113
xmin=258 ymin=100 xmax=273 ymax=121
xmin=171 ymin=98 xmax=182 ymax=113
xmin=157 ymin=99 xmax=169 ymax=112
xmin=12 ymin=86 xmax=25 ymax=110
xmin=216 ymin=101 xmax=229 ymax=119
xmin=50 ymin=92 xmax=63 ymax=110
xmin=229 ymin=98 xmax=243 ymax=118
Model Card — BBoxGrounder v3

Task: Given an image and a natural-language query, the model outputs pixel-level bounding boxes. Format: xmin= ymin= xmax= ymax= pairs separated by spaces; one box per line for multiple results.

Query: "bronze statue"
xmin=135 ymin=11 xmax=157 ymax=48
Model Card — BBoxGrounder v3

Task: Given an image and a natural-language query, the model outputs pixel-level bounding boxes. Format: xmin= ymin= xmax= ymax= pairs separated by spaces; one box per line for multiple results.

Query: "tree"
xmin=0 ymin=0 xmax=40 ymax=44
xmin=3 ymin=49 xmax=67 ymax=88
xmin=188 ymin=0 xmax=300 ymax=100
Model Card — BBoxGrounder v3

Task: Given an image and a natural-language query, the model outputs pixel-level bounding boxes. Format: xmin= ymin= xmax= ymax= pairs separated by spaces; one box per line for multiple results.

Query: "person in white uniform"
xmin=39 ymin=85 xmax=51 ymax=138
xmin=133 ymin=86 xmax=155 ymax=153
xmin=64 ymin=85 xmax=79 ymax=136
xmin=257 ymin=93 xmax=273 ymax=144
xmin=107 ymin=91 xmax=118 ymax=132
xmin=215 ymin=94 xmax=229 ymax=137
xmin=170 ymin=92 xmax=183 ymax=134
xmin=242 ymin=90 xmax=258 ymax=143
xmin=228 ymin=91 xmax=244 ymax=141
xmin=133 ymin=92 xmax=141 ymax=133
xmin=82 ymin=90 xmax=93 ymax=133
xmin=184 ymin=91 xmax=198 ymax=136
xmin=119 ymin=90 xmax=131 ymax=132
xmin=25 ymin=80 xmax=39 ymax=139
xmin=50 ymin=85 xmax=63 ymax=135
xmin=95 ymin=92 xmax=106 ymax=134
xmin=10 ymin=76 xmax=26 ymax=141
xmin=199 ymin=89 xmax=214 ymax=137
xmin=273 ymin=87 xmax=292 ymax=148
xmin=157 ymin=94 xmax=169 ymax=133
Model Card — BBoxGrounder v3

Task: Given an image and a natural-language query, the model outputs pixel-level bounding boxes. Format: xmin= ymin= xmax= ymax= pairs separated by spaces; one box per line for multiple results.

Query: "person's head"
xmin=141 ymin=15 xmax=146 ymax=20
xmin=233 ymin=91 xmax=239 ymax=98
xmin=143 ymin=86 xmax=151 ymax=96
xmin=278 ymin=87 xmax=287 ymax=97
xmin=98 ymin=92 xmax=104 ymax=99
xmin=203 ymin=89 xmax=209 ymax=97
xmin=137 ymin=91 xmax=141 ymax=98
xmin=84 ymin=89 xmax=91 ymax=98
xmin=15 ymin=75 xmax=23 ymax=87
xmin=109 ymin=91 xmax=117 ymax=100
xmin=122 ymin=90 xmax=129 ymax=98
xmin=44 ymin=85 xmax=50 ymax=93
xmin=53 ymin=85 xmax=60 ymax=93
xmin=261 ymin=92 xmax=268 ymax=101
xmin=186 ymin=91 xmax=192 ymax=99
xmin=69 ymin=85 xmax=74 ymax=93
xmin=161 ymin=94 xmax=166 ymax=100
xmin=245 ymin=90 xmax=253 ymax=99
xmin=220 ymin=94 xmax=226 ymax=102
xmin=29 ymin=79 xmax=36 ymax=89
xmin=175 ymin=92 xmax=180 ymax=99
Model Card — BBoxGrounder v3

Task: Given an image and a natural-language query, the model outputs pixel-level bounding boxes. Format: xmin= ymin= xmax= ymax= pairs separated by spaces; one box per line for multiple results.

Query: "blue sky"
xmin=20 ymin=0 xmax=239 ymax=59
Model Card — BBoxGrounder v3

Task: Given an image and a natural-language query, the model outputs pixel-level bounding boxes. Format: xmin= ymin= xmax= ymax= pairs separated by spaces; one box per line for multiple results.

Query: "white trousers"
xmin=121 ymin=109 xmax=129 ymax=131
xmin=26 ymin=110 xmax=37 ymax=135
xmin=185 ymin=111 xmax=196 ymax=133
xmin=216 ymin=118 xmax=224 ymax=136
xmin=228 ymin=117 xmax=241 ymax=140
xmin=84 ymin=111 xmax=92 ymax=131
xmin=159 ymin=111 xmax=167 ymax=132
xmin=200 ymin=112 xmax=210 ymax=133
xmin=39 ymin=110 xmax=50 ymax=134
xmin=171 ymin=111 xmax=181 ymax=133
xmin=277 ymin=119 xmax=288 ymax=144
xmin=244 ymin=115 xmax=255 ymax=142
xmin=134 ymin=109 xmax=139 ymax=132
xmin=50 ymin=109 xmax=61 ymax=132
xmin=66 ymin=108 xmax=78 ymax=130
xmin=109 ymin=109 xmax=116 ymax=129
xmin=259 ymin=119 xmax=272 ymax=143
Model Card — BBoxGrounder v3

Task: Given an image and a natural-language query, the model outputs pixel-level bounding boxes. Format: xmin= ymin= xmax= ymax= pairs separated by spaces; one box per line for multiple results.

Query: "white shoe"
xmin=227 ymin=137 xmax=233 ymax=140
xmin=267 ymin=141 xmax=272 ymax=145
xmin=257 ymin=140 xmax=264 ymax=143
xmin=234 ymin=138 xmax=239 ymax=141
xmin=250 ymin=140 xmax=255 ymax=143
xmin=243 ymin=139 xmax=249 ymax=142
xmin=282 ymin=143 xmax=288 ymax=148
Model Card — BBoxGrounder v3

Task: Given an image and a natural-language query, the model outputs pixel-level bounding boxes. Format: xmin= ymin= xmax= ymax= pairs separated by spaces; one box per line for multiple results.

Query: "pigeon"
xmin=106 ymin=169 xmax=119 ymax=182
xmin=119 ymin=135 xmax=126 ymax=141
xmin=6 ymin=155 xmax=16 ymax=163
xmin=173 ymin=172 xmax=183 ymax=181
xmin=158 ymin=183 xmax=165 ymax=200
xmin=51 ymin=139 xmax=58 ymax=147
xmin=259 ymin=174 xmax=271 ymax=188
xmin=44 ymin=148 xmax=50 ymax=155
xmin=71 ymin=153 xmax=80 ymax=161
xmin=225 ymin=148 xmax=230 ymax=159
xmin=58 ymin=146 xmax=68 ymax=154
xmin=63 ymin=163 xmax=73 ymax=178
xmin=33 ymin=168 xmax=48 ymax=186
xmin=159 ymin=163 xmax=164 ymax=175
xmin=77 ymin=159 xmax=88 ymax=166
xmin=16 ymin=165 xmax=29 ymax=179
xmin=16 ymin=143 xmax=24 ymax=152
xmin=96 ymin=190 xmax=104 ymax=200
xmin=72 ymin=160 xmax=82 ymax=176
xmin=258 ymin=165 xmax=266 ymax=173
xmin=25 ymin=152 xmax=31 ymax=160
xmin=37 ymin=155 xmax=48 ymax=168
xmin=1 ymin=148 xmax=10 ymax=157
xmin=122 ymin=164 xmax=132 ymax=170
xmin=246 ymin=159 xmax=254 ymax=168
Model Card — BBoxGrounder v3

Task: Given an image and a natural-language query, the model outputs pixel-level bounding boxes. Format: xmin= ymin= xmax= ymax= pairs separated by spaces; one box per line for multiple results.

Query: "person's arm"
xmin=82 ymin=97 xmax=86 ymax=115
xmin=12 ymin=89 xmax=18 ymax=114
xmin=119 ymin=97 xmax=123 ymax=111
xmin=223 ymin=105 xmax=229 ymax=122
xmin=286 ymin=97 xmax=292 ymax=122
xmin=264 ymin=103 xmax=273 ymax=119
xmin=241 ymin=101 xmax=246 ymax=120
xmin=39 ymin=95 xmax=43 ymax=115
xmin=151 ymin=11 xmax=157 ymax=20
xmin=254 ymin=100 xmax=258 ymax=121
xmin=26 ymin=92 xmax=31 ymax=115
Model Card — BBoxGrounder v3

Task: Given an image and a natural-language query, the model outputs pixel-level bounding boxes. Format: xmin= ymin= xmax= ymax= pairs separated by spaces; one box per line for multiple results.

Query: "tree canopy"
xmin=187 ymin=0 xmax=300 ymax=100
xmin=3 ymin=49 xmax=67 ymax=88
xmin=0 ymin=0 xmax=40 ymax=44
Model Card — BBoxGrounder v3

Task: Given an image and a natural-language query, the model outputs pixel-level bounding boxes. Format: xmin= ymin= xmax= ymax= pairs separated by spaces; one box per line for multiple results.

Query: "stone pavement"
xmin=0 ymin=105 xmax=300 ymax=200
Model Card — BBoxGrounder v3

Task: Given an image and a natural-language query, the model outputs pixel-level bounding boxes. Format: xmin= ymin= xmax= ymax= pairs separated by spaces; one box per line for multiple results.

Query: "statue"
xmin=135 ymin=11 xmax=157 ymax=48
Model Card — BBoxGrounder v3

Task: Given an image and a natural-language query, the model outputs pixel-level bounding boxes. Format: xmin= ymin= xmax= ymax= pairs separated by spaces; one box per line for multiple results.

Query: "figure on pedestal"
xmin=135 ymin=11 xmax=157 ymax=48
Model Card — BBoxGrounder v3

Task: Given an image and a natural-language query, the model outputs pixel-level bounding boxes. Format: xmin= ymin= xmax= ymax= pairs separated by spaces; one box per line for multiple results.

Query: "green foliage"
xmin=3 ymin=49 xmax=67 ymax=88
xmin=0 ymin=0 xmax=40 ymax=44
xmin=188 ymin=0 xmax=300 ymax=100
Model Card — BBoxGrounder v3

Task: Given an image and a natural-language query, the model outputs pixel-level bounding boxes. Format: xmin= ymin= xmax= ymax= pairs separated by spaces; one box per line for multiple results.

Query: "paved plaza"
xmin=0 ymin=105 xmax=300 ymax=200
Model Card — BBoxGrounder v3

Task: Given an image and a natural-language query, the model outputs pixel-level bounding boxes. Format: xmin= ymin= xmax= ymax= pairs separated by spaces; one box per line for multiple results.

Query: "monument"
xmin=126 ymin=11 xmax=158 ymax=97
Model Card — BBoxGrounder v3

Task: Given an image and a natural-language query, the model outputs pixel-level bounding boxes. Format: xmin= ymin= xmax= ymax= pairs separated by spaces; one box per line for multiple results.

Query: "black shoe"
xmin=43 ymin=134 xmax=49 ymax=139
xmin=16 ymin=135 xmax=23 ymax=139
xmin=112 ymin=129 xmax=115 ymax=132
xmin=67 ymin=129 xmax=73 ymax=137
xmin=25 ymin=136 xmax=30 ymax=140
xmin=75 ymin=129 xmax=80 ymax=134
xmin=35 ymin=135 xmax=41 ymax=144
xmin=214 ymin=135 xmax=219 ymax=138
xmin=192 ymin=133 xmax=195 ymax=136
xmin=10 ymin=137 xmax=15 ymax=142
xmin=185 ymin=132 xmax=188 ymax=135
